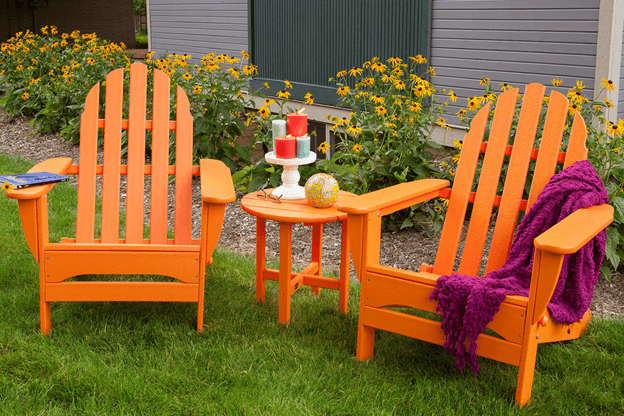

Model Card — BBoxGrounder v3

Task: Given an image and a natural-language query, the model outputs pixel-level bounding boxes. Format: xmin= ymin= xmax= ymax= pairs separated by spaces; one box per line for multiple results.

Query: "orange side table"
xmin=241 ymin=190 xmax=356 ymax=324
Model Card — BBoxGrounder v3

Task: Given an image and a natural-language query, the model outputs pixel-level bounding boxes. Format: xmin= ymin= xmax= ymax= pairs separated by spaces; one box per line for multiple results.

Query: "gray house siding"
xmin=619 ymin=25 xmax=624 ymax=121
xmin=149 ymin=0 xmax=248 ymax=61
xmin=430 ymin=0 xmax=601 ymax=125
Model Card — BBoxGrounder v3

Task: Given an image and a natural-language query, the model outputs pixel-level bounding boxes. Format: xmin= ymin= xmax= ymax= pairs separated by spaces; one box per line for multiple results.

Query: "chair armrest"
xmin=200 ymin=159 xmax=236 ymax=204
xmin=5 ymin=157 xmax=73 ymax=200
xmin=534 ymin=204 xmax=614 ymax=255
xmin=335 ymin=179 xmax=450 ymax=215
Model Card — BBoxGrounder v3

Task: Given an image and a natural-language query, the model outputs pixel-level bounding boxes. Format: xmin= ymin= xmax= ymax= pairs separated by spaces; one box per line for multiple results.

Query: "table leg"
xmin=256 ymin=218 xmax=267 ymax=303
xmin=339 ymin=219 xmax=350 ymax=313
xmin=279 ymin=222 xmax=293 ymax=324
xmin=310 ymin=224 xmax=323 ymax=295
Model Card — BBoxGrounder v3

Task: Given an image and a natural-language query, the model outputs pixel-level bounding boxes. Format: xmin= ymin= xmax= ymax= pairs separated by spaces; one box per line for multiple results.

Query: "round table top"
xmin=241 ymin=189 xmax=356 ymax=224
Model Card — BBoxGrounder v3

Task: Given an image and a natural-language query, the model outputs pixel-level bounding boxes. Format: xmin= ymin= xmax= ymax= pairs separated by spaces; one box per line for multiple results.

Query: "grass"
xmin=135 ymin=34 xmax=148 ymax=49
xmin=1 ymin=152 xmax=623 ymax=415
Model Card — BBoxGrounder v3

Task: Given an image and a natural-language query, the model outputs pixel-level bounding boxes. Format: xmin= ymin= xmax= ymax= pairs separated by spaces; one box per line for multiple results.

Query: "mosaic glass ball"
xmin=305 ymin=173 xmax=339 ymax=208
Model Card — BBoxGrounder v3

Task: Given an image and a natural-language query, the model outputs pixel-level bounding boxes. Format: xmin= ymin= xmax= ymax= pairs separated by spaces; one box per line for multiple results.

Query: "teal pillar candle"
xmin=296 ymin=135 xmax=310 ymax=158
xmin=272 ymin=119 xmax=287 ymax=152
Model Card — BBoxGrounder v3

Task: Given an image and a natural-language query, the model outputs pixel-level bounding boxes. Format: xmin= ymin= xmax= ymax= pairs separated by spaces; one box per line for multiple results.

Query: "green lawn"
xmin=135 ymin=34 xmax=148 ymax=49
xmin=1 ymin=153 xmax=623 ymax=415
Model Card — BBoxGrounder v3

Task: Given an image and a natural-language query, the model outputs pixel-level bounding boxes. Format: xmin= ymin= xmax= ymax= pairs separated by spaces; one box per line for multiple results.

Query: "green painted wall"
xmin=249 ymin=0 xmax=430 ymax=105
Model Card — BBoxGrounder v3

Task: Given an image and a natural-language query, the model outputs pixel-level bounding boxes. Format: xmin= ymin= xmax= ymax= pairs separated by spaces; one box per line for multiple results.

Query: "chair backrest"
xmin=433 ymin=84 xmax=588 ymax=277
xmin=73 ymin=62 xmax=195 ymax=246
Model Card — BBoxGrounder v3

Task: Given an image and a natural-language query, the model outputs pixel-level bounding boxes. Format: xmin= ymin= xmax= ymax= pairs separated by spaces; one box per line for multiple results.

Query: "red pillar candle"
xmin=287 ymin=112 xmax=308 ymax=137
xmin=274 ymin=135 xmax=297 ymax=159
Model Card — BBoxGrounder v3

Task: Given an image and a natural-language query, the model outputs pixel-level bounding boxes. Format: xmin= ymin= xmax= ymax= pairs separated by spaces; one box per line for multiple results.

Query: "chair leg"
xmin=40 ymin=298 xmax=51 ymax=335
xmin=197 ymin=260 xmax=207 ymax=334
xmin=356 ymin=319 xmax=375 ymax=360
xmin=515 ymin=325 xmax=539 ymax=407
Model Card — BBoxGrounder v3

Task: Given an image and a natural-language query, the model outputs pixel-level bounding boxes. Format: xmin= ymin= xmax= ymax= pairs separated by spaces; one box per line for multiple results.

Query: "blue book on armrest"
xmin=0 ymin=172 xmax=69 ymax=190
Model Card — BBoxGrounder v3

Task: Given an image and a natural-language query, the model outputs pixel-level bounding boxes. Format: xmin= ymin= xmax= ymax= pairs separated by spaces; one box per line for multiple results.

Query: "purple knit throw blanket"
xmin=429 ymin=160 xmax=609 ymax=374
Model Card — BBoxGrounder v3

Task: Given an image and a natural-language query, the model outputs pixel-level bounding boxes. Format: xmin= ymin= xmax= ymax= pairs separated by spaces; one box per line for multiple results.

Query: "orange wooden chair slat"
xmin=336 ymin=84 xmax=614 ymax=406
xmin=6 ymin=62 xmax=235 ymax=334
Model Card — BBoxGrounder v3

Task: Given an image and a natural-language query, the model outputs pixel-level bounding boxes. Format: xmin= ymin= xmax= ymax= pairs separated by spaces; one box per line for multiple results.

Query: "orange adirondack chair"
xmin=336 ymin=84 xmax=614 ymax=406
xmin=6 ymin=62 xmax=235 ymax=335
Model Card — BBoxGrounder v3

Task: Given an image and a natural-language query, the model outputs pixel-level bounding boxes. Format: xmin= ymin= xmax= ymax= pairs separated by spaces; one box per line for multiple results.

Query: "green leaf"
xmin=605 ymin=227 xmax=621 ymax=271
xmin=600 ymin=264 xmax=612 ymax=282
xmin=400 ymin=217 xmax=414 ymax=230
xmin=612 ymin=197 xmax=624 ymax=218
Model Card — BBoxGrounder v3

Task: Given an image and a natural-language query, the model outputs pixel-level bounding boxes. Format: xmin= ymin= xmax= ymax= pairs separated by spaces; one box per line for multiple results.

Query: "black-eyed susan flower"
xmin=413 ymin=84 xmax=426 ymax=97
xmin=574 ymin=79 xmax=585 ymax=92
xmin=371 ymin=62 xmax=387 ymax=73
xmin=348 ymin=67 xmax=363 ymax=77
xmin=434 ymin=205 xmax=442 ymax=212
xmin=352 ymin=143 xmax=363 ymax=152
xmin=605 ymin=98 xmax=614 ymax=108
xmin=568 ymin=102 xmax=581 ymax=115
xmin=347 ymin=125 xmax=363 ymax=136
xmin=479 ymin=78 xmax=490 ymax=86
xmin=381 ymin=74 xmax=394 ymax=83
xmin=264 ymin=98 xmax=276 ymax=106
xmin=2 ymin=182 xmax=12 ymax=191
xmin=551 ymin=78 xmax=563 ymax=87
xmin=304 ymin=93 xmax=314 ymax=105
xmin=447 ymin=90 xmax=457 ymax=103
xmin=499 ymin=83 xmax=513 ymax=91
xmin=243 ymin=65 xmax=257 ymax=75
xmin=393 ymin=80 xmax=406 ymax=90
xmin=428 ymin=66 xmax=436 ymax=77
xmin=263 ymin=82 xmax=270 ymax=90
xmin=370 ymin=94 xmax=385 ymax=105
xmin=182 ymin=72 xmax=192 ymax=80
xmin=258 ymin=107 xmax=270 ymax=119
xmin=284 ymin=79 xmax=293 ymax=89
xmin=452 ymin=139 xmax=463 ymax=150
xmin=337 ymin=86 xmax=350 ymax=96
xmin=360 ymin=77 xmax=374 ymax=87
xmin=21 ymin=92 xmax=29 ymax=100
xmin=227 ymin=68 xmax=240 ymax=78
xmin=193 ymin=85 xmax=202 ymax=94
xmin=335 ymin=70 xmax=347 ymax=78
xmin=317 ymin=141 xmax=330 ymax=154
xmin=375 ymin=106 xmax=387 ymax=116
xmin=277 ymin=90 xmax=290 ymax=99
xmin=241 ymin=50 xmax=250 ymax=60
xmin=409 ymin=102 xmax=422 ymax=112
xmin=467 ymin=96 xmax=480 ymax=111
xmin=601 ymin=77 xmax=615 ymax=91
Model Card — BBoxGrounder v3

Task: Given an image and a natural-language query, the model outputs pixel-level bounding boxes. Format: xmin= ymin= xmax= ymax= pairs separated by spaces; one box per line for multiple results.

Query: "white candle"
xmin=272 ymin=119 xmax=287 ymax=151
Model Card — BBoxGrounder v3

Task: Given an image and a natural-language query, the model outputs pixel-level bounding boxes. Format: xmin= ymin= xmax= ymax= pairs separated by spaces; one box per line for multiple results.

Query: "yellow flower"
xmin=16 ymin=65 xmax=23 ymax=71
xmin=574 ymin=79 xmax=585 ymax=92
xmin=347 ymin=125 xmax=363 ymax=136
xmin=614 ymin=148 xmax=621 ymax=153
xmin=258 ymin=107 xmax=270 ymax=119
xmin=317 ymin=141 xmax=330 ymax=154
xmin=436 ymin=116 xmax=451 ymax=130
xmin=227 ymin=68 xmax=240 ymax=78
xmin=452 ymin=139 xmax=463 ymax=150
xmin=601 ymin=77 xmax=615 ymax=91
xmin=568 ymin=102 xmax=581 ymax=115
xmin=375 ymin=106 xmax=387 ymax=116
xmin=277 ymin=90 xmax=290 ymax=99
xmin=409 ymin=102 xmax=422 ymax=112
xmin=413 ymin=84 xmax=426 ymax=97
xmin=182 ymin=73 xmax=192 ymax=80
xmin=428 ymin=66 xmax=437 ymax=77
xmin=370 ymin=95 xmax=385 ymax=105
xmin=499 ymin=83 xmax=513 ymax=91
xmin=241 ymin=50 xmax=250 ymax=60
xmin=605 ymin=98 xmax=614 ymax=108
xmin=146 ymin=51 xmax=155 ymax=59
xmin=263 ymin=82 xmax=270 ymax=90
xmin=21 ymin=92 xmax=29 ymax=100
xmin=551 ymin=78 xmax=563 ymax=87
xmin=304 ymin=93 xmax=314 ymax=105
xmin=352 ymin=143 xmax=363 ymax=152
xmin=409 ymin=54 xmax=427 ymax=64
xmin=393 ymin=79 xmax=406 ymax=90
xmin=348 ymin=67 xmax=363 ymax=76
xmin=263 ymin=98 xmax=276 ymax=106
xmin=336 ymin=70 xmax=347 ymax=78
xmin=2 ymin=182 xmax=12 ymax=191
xmin=434 ymin=205 xmax=442 ymax=212
xmin=243 ymin=64 xmax=257 ymax=75
xmin=447 ymin=90 xmax=457 ymax=103
xmin=387 ymin=56 xmax=402 ymax=66
xmin=467 ymin=96 xmax=481 ymax=111
xmin=337 ymin=86 xmax=350 ymax=97
xmin=284 ymin=79 xmax=293 ymax=89
xmin=381 ymin=74 xmax=394 ymax=83
xmin=439 ymin=198 xmax=449 ymax=206
xmin=193 ymin=85 xmax=202 ymax=94
xmin=360 ymin=77 xmax=374 ymax=87
xmin=371 ymin=62 xmax=387 ymax=73
xmin=479 ymin=78 xmax=490 ymax=86
xmin=50 ymin=26 xmax=58 ymax=35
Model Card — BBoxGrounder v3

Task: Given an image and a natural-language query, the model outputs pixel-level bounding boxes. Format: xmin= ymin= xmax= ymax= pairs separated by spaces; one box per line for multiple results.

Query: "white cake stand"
xmin=265 ymin=151 xmax=317 ymax=199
